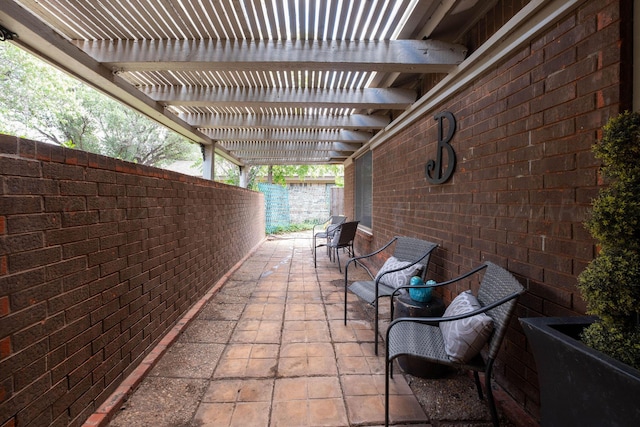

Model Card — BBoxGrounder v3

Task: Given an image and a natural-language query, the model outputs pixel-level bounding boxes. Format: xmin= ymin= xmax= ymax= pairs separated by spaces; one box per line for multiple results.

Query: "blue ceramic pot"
xmin=409 ymin=276 xmax=433 ymax=302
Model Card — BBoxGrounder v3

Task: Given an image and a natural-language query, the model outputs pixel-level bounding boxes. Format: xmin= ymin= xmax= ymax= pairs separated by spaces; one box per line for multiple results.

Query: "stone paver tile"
xmin=109 ymin=377 xmax=208 ymax=427
xmin=287 ymin=291 xmax=323 ymax=303
xmin=281 ymin=342 xmax=334 ymax=358
xmin=273 ymin=377 xmax=341 ymax=401
xmin=344 ymin=395 xmax=385 ymax=425
xmin=197 ymin=302 xmax=245 ymax=320
xmin=309 ymin=398 xmax=349 ymax=426
xmin=285 ymin=303 xmax=326 ymax=321
xmin=341 ymin=374 xmax=379 ymax=396
xmin=241 ymin=303 xmax=285 ymax=320
xmin=271 ymin=401 xmax=307 ymax=426
xmin=328 ymin=319 xmax=376 ymax=343
xmin=192 ymin=402 xmax=233 ymax=427
xmin=282 ymin=320 xmax=330 ymax=343
xmin=245 ymin=357 xmax=278 ymax=377
xmin=177 ymin=320 xmax=234 ymax=343
xmin=277 ymin=356 xmax=338 ymax=377
xmin=271 ymin=399 xmax=348 ymax=427
xmin=148 ymin=343 xmax=224 ymax=379
xmin=388 ymin=394 xmax=429 ymax=424
xmin=337 ymin=354 xmax=384 ymax=375
xmin=229 ymin=401 xmax=271 ymax=426
xmin=230 ymin=320 xmax=282 ymax=343
xmin=288 ymin=282 xmax=320 ymax=292
xmin=202 ymin=379 xmax=274 ymax=402
xmin=214 ymin=344 xmax=279 ymax=378
xmin=341 ymin=374 xmax=413 ymax=396
xmin=249 ymin=291 xmax=287 ymax=304
xmin=322 ymin=289 xmax=344 ymax=306
xmin=214 ymin=358 xmax=248 ymax=378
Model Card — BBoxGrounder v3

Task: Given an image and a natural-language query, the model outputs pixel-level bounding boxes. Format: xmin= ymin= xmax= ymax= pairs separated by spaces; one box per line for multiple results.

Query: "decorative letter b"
xmin=426 ymin=111 xmax=456 ymax=184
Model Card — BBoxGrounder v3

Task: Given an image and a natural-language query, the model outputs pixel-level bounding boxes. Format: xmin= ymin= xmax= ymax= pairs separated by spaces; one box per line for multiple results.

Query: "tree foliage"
xmin=0 ymin=43 xmax=199 ymax=167
xmin=214 ymin=156 xmax=343 ymax=189
xmin=578 ymin=111 xmax=640 ymax=370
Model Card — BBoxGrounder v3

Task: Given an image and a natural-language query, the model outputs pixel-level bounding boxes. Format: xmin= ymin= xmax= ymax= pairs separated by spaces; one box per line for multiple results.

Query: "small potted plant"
xmin=520 ymin=111 xmax=640 ymax=426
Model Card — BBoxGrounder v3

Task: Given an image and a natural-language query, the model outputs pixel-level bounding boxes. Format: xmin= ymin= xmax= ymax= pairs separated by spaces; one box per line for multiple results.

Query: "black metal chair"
xmin=314 ymin=220 xmax=359 ymax=272
xmin=312 ymin=215 xmax=346 ymax=258
xmin=384 ymin=261 xmax=524 ymax=427
xmin=344 ymin=236 xmax=438 ymax=354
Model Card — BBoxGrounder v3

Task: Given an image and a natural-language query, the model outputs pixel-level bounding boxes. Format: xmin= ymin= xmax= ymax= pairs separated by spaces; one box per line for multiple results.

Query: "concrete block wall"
xmin=287 ymin=182 xmax=336 ymax=224
xmin=345 ymin=0 xmax=628 ymax=420
xmin=0 ymin=135 xmax=265 ymax=426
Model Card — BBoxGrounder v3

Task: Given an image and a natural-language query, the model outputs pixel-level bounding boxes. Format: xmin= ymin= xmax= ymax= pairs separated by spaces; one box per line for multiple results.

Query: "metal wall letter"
xmin=425 ymin=111 xmax=456 ymax=184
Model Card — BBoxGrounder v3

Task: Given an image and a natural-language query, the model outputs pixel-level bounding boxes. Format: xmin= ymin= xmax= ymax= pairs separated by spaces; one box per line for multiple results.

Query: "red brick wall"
xmin=0 ymin=135 xmax=265 ymax=426
xmin=346 ymin=0 xmax=628 ymax=420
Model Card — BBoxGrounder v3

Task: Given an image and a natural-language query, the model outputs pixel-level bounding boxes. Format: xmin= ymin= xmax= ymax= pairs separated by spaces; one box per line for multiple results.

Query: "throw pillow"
xmin=440 ymin=290 xmax=494 ymax=363
xmin=374 ymin=256 xmax=423 ymax=289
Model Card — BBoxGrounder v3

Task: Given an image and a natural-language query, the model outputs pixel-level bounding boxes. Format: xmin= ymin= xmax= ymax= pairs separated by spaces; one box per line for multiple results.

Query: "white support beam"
xmin=180 ymin=113 xmax=390 ymax=130
xmin=143 ymin=87 xmax=416 ymax=110
xmin=202 ymin=144 xmax=215 ymax=181
xmin=76 ymin=39 xmax=468 ymax=73
xmin=220 ymin=141 xmax=362 ymax=152
xmin=203 ymin=129 xmax=370 ymax=143
xmin=239 ymin=166 xmax=249 ymax=188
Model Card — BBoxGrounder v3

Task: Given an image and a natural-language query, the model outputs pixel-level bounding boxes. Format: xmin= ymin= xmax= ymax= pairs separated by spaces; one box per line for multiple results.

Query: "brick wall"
xmin=0 ymin=135 xmax=265 ymax=426
xmin=346 ymin=0 xmax=628 ymax=420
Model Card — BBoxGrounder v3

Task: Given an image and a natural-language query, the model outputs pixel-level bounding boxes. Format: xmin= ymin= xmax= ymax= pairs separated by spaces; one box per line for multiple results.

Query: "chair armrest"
xmin=390 ymin=263 xmax=488 ymax=299
xmin=312 ymin=217 xmax=331 ymax=235
xmin=388 ymin=290 xmax=522 ymax=328
xmin=344 ymin=237 xmax=398 ymax=279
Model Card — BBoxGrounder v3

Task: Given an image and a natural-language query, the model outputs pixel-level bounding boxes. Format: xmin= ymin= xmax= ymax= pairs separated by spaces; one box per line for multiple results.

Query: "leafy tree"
xmin=0 ymin=43 xmax=199 ymax=167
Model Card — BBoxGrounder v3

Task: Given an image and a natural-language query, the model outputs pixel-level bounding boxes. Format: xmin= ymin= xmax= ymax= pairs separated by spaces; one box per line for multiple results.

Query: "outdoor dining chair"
xmin=314 ymin=220 xmax=359 ymax=272
xmin=384 ymin=261 xmax=525 ymax=427
xmin=344 ymin=236 xmax=438 ymax=354
xmin=312 ymin=215 xmax=346 ymax=258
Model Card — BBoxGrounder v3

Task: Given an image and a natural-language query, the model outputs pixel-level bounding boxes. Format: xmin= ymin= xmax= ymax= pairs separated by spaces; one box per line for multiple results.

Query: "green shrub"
xmin=578 ymin=111 xmax=640 ymax=371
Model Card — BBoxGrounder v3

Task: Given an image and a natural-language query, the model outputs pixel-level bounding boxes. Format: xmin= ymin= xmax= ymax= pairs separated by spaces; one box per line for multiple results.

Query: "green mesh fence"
xmin=258 ymin=183 xmax=291 ymax=233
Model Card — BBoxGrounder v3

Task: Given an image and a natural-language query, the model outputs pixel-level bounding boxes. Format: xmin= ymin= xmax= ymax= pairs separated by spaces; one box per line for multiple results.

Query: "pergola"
xmin=0 ymin=0 xmax=484 ymax=174
xmin=0 ymin=0 xmax=586 ymax=179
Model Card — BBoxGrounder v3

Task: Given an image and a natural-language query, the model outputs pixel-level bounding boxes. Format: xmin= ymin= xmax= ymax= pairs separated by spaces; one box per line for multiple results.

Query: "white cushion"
xmin=440 ymin=290 xmax=494 ymax=363
xmin=374 ymin=256 xmax=423 ymax=289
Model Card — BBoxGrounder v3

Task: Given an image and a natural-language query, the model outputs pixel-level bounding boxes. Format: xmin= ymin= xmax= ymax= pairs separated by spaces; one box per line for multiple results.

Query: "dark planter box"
xmin=520 ymin=316 xmax=640 ymax=427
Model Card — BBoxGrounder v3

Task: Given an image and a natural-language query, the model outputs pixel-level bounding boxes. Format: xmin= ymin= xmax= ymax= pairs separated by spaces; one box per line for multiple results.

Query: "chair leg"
xmin=344 ymin=268 xmax=348 ymax=326
xmin=473 ymin=371 xmax=483 ymax=400
xmin=485 ymin=360 xmax=499 ymax=427
xmin=385 ymin=356 xmax=391 ymax=427
xmin=374 ymin=299 xmax=379 ymax=355
xmin=336 ymin=248 xmax=342 ymax=273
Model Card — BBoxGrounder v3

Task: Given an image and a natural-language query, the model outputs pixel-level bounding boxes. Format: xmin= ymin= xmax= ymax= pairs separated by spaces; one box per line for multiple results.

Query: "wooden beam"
xmin=220 ymin=141 xmax=362 ymax=152
xmin=77 ymin=39 xmax=468 ymax=73
xmin=180 ymin=113 xmax=390 ymax=129
xmin=143 ymin=86 xmax=416 ymax=109
xmin=202 ymin=129 xmax=370 ymax=143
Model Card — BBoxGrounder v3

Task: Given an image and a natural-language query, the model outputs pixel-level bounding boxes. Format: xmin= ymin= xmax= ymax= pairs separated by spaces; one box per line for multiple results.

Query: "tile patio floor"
xmin=100 ymin=232 xmax=530 ymax=427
